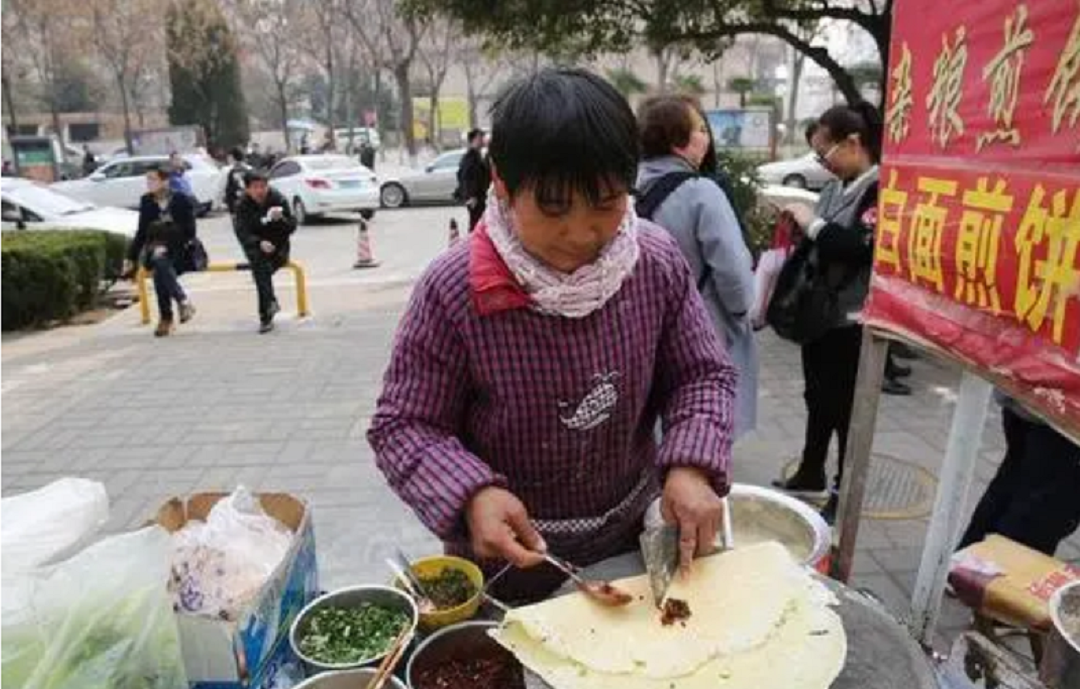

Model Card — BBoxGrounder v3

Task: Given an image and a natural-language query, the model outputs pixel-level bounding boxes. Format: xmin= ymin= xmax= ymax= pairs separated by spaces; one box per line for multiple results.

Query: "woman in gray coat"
xmin=636 ymin=96 xmax=758 ymax=437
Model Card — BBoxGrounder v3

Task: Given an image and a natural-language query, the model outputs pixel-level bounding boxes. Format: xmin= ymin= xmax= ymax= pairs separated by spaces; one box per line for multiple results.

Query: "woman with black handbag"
xmin=768 ymin=102 xmax=883 ymax=523
xmin=124 ymin=167 xmax=202 ymax=337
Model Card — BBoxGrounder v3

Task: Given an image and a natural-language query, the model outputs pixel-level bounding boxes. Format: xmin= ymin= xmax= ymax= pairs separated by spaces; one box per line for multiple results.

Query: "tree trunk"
xmin=50 ymin=104 xmax=64 ymax=148
xmin=464 ymin=63 xmax=479 ymax=129
xmin=787 ymin=50 xmax=805 ymax=144
xmin=711 ymin=61 xmax=722 ymax=108
xmin=117 ymin=75 xmax=135 ymax=155
xmin=374 ymin=68 xmax=386 ymax=162
xmin=277 ymin=82 xmax=290 ymax=153
xmin=344 ymin=50 xmax=355 ymax=152
xmin=2 ymin=74 xmax=18 ymax=130
xmin=394 ymin=62 xmax=416 ymax=163
xmin=428 ymin=88 xmax=438 ymax=151
xmin=325 ymin=45 xmax=336 ymax=133
xmin=871 ymin=9 xmax=891 ymax=93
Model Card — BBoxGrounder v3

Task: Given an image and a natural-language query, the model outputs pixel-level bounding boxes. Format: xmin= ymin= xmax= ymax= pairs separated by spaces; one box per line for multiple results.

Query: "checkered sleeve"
xmin=368 ymin=267 xmax=506 ymax=540
xmin=653 ymin=248 xmax=738 ymax=497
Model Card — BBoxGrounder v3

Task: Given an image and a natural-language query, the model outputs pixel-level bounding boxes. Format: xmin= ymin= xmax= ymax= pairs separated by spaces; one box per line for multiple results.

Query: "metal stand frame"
xmin=829 ymin=328 xmax=992 ymax=648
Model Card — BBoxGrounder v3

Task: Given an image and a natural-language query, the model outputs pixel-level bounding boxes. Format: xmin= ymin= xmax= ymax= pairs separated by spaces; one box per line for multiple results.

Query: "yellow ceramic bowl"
xmin=398 ymin=555 xmax=484 ymax=631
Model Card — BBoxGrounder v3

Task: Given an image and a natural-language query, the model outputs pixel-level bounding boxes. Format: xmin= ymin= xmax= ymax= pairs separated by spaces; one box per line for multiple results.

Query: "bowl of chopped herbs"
xmin=396 ymin=555 xmax=484 ymax=630
xmin=290 ymin=585 xmax=418 ymax=672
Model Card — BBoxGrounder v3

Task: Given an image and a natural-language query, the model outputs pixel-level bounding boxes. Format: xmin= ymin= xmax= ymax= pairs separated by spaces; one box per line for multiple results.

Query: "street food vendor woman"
xmin=369 ymin=69 xmax=737 ymax=602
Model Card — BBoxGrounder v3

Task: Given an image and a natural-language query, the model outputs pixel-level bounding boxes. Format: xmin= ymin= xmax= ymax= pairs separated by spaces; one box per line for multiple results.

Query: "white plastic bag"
xmin=750 ymin=247 xmax=791 ymax=330
xmin=1 ymin=526 xmax=187 ymax=689
xmin=1 ymin=478 xmax=108 ymax=572
xmin=169 ymin=486 xmax=292 ymax=621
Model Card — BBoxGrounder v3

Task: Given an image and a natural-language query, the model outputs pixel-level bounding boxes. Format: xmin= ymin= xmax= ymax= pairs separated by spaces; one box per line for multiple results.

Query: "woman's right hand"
xmin=465 ymin=486 xmax=547 ymax=568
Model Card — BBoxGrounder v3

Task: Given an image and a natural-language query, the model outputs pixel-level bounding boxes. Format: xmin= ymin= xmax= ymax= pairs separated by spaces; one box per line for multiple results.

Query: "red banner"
xmin=864 ymin=0 xmax=1080 ymax=437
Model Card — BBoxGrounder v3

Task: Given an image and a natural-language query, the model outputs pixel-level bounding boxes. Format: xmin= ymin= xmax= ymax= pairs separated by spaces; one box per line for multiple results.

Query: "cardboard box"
xmin=950 ymin=534 xmax=1080 ymax=631
xmin=156 ymin=492 xmax=319 ymax=689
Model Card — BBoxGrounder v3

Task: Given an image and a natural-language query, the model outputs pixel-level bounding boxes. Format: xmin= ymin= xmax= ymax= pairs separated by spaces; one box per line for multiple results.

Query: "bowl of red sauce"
xmin=405 ymin=620 xmax=526 ymax=689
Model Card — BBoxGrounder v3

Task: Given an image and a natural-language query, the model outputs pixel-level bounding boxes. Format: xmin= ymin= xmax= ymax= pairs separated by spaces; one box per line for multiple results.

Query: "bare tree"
xmin=227 ymin=0 xmax=304 ymax=151
xmin=128 ymin=53 xmax=166 ymax=129
xmin=88 ymin=0 xmax=163 ymax=153
xmin=345 ymin=0 xmax=428 ymax=162
xmin=6 ymin=0 xmax=83 ymax=145
xmin=1 ymin=8 xmax=24 ymax=130
xmin=298 ymin=0 xmax=345 ymax=132
xmin=417 ymin=17 xmax=458 ymax=149
xmin=457 ymin=36 xmax=514 ymax=129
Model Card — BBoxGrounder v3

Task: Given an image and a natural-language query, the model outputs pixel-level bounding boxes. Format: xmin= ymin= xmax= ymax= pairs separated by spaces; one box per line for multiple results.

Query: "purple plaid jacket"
xmin=368 ymin=220 xmax=737 ymax=567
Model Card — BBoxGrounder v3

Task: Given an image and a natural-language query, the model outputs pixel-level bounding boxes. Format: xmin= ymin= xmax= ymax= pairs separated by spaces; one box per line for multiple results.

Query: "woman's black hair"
xmin=244 ymin=170 xmax=269 ymax=186
xmin=817 ymin=101 xmax=883 ymax=163
xmin=488 ymin=68 xmax=639 ymax=212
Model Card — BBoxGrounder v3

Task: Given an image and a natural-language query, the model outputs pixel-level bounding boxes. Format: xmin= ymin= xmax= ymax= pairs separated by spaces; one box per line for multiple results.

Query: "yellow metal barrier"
xmin=136 ymin=260 xmax=310 ymax=325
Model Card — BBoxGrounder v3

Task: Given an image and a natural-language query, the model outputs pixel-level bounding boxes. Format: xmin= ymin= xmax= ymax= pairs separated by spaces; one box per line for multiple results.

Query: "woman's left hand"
xmin=661 ymin=467 xmax=723 ymax=573
xmin=784 ymin=203 xmax=816 ymax=230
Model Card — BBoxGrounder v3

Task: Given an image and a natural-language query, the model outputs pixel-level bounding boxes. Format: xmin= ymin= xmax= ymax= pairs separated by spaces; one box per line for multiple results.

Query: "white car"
xmin=51 ymin=153 xmax=224 ymax=216
xmin=267 ymin=154 xmax=379 ymax=224
xmin=1 ymin=178 xmax=138 ymax=237
xmin=379 ymin=148 xmax=465 ymax=208
xmin=756 ymin=152 xmax=836 ymax=191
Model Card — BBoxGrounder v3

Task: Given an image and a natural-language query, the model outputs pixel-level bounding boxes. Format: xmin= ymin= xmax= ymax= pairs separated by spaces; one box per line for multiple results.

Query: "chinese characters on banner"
xmin=865 ymin=0 xmax=1080 ymax=438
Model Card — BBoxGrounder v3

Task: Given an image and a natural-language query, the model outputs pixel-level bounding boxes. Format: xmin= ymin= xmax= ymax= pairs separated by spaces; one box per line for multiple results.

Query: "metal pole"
xmin=830 ymin=329 xmax=889 ymax=582
xmin=909 ymin=371 xmax=992 ymax=646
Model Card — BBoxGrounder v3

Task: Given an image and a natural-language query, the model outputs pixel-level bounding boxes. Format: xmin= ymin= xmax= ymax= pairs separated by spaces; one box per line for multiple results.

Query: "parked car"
xmin=1 ymin=178 xmax=138 ymax=236
xmin=379 ymin=148 xmax=466 ymax=208
xmin=756 ymin=152 xmax=835 ymax=191
xmin=51 ymin=153 xmax=224 ymax=216
xmin=267 ymin=154 xmax=379 ymax=224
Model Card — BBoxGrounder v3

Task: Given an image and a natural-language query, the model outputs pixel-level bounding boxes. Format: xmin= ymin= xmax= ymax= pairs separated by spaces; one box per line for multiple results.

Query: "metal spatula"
xmin=641 ymin=497 xmax=734 ymax=607
xmin=640 ymin=524 xmax=680 ymax=608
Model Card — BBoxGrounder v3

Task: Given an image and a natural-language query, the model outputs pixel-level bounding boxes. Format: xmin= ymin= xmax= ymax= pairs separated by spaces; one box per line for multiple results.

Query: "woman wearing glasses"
xmin=771 ymin=102 xmax=882 ymax=523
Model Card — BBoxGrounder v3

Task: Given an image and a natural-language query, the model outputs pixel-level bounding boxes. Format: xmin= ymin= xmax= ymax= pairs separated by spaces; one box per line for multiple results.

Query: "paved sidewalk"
xmin=2 ymin=246 xmax=1077 ymax=653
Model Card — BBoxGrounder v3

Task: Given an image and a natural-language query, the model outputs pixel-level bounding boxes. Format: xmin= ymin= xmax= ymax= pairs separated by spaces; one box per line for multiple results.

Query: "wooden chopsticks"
xmin=368 ymin=625 xmax=413 ymax=689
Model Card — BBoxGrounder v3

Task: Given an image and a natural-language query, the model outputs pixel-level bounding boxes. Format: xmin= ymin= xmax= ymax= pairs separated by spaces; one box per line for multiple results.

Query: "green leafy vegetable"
xmin=298 ymin=603 xmax=409 ymax=664
xmin=418 ymin=568 xmax=476 ymax=609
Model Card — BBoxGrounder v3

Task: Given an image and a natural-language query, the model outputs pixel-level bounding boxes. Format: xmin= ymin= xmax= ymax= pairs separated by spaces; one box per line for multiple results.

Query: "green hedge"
xmin=2 ymin=230 xmax=131 ymax=331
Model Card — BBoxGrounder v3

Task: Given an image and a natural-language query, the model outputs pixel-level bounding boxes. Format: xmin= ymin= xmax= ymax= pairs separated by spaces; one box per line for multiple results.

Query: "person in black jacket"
xmin=456 ymin=128 xmax=490 ymax=232
xmin=234 ymin=170 xmax=297 ymax=333
xmin=125 ymin=167 xmax=198 ymax=337
xmin=224 ymin=147 xmax=251 ymax=217
xmin=771 ymin=102 xmax=884 ymax=524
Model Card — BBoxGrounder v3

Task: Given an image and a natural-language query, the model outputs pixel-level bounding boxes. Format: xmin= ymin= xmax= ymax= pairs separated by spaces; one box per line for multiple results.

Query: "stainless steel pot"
xmin=289 ymin=585 xmax=419 ymax=674
xmin=294 ymin=668 xmax=407 ymax=689
xmin=645 ymin=483 xmax=832 ymax=569
xmin=406 ymin=620 xmax=530 ymax=689
xmin=1041 ymin=580 xmax=1080 ymax=689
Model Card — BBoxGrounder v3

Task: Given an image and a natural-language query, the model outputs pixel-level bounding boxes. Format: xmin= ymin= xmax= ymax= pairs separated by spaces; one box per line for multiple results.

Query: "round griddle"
xmin=536 ymin=552 xmax=942 ymax=689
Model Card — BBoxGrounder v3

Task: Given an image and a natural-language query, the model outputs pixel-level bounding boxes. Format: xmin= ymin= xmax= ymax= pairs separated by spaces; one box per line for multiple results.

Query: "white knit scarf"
xmin=483 ymin=192 xmax=640 ymax=318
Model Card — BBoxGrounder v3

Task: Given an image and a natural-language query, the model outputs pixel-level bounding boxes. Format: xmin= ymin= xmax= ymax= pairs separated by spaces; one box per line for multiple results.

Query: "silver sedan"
xmin=378 ymin=149 xmax=465 ymax=208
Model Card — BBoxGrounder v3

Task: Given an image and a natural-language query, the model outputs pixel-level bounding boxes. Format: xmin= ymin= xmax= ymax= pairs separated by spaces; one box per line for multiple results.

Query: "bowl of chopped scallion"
xmin=290 ymin=585 xmax=418 ymax=672
xmin=396 ymin=555 xmax=484 ymax=631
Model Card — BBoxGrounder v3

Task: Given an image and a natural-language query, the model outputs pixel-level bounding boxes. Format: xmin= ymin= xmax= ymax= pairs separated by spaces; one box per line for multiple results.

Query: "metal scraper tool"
xmin=640 ymin=498 xmax=734 ymax=607
xmin=640 ymin=524 xmax=680 ymax=608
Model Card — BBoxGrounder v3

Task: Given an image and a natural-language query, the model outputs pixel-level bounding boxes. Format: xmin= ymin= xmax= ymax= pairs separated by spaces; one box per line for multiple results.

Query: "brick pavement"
xmin=2 ymin=217 xmax=1077 ymax=653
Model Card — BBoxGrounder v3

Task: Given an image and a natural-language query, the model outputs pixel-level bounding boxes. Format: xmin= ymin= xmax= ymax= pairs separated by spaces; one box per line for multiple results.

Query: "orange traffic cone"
xmin=353 ymin=219 xmax=380 ymax=269
xmin=448 ymin=218 xmax=460 ymax=247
